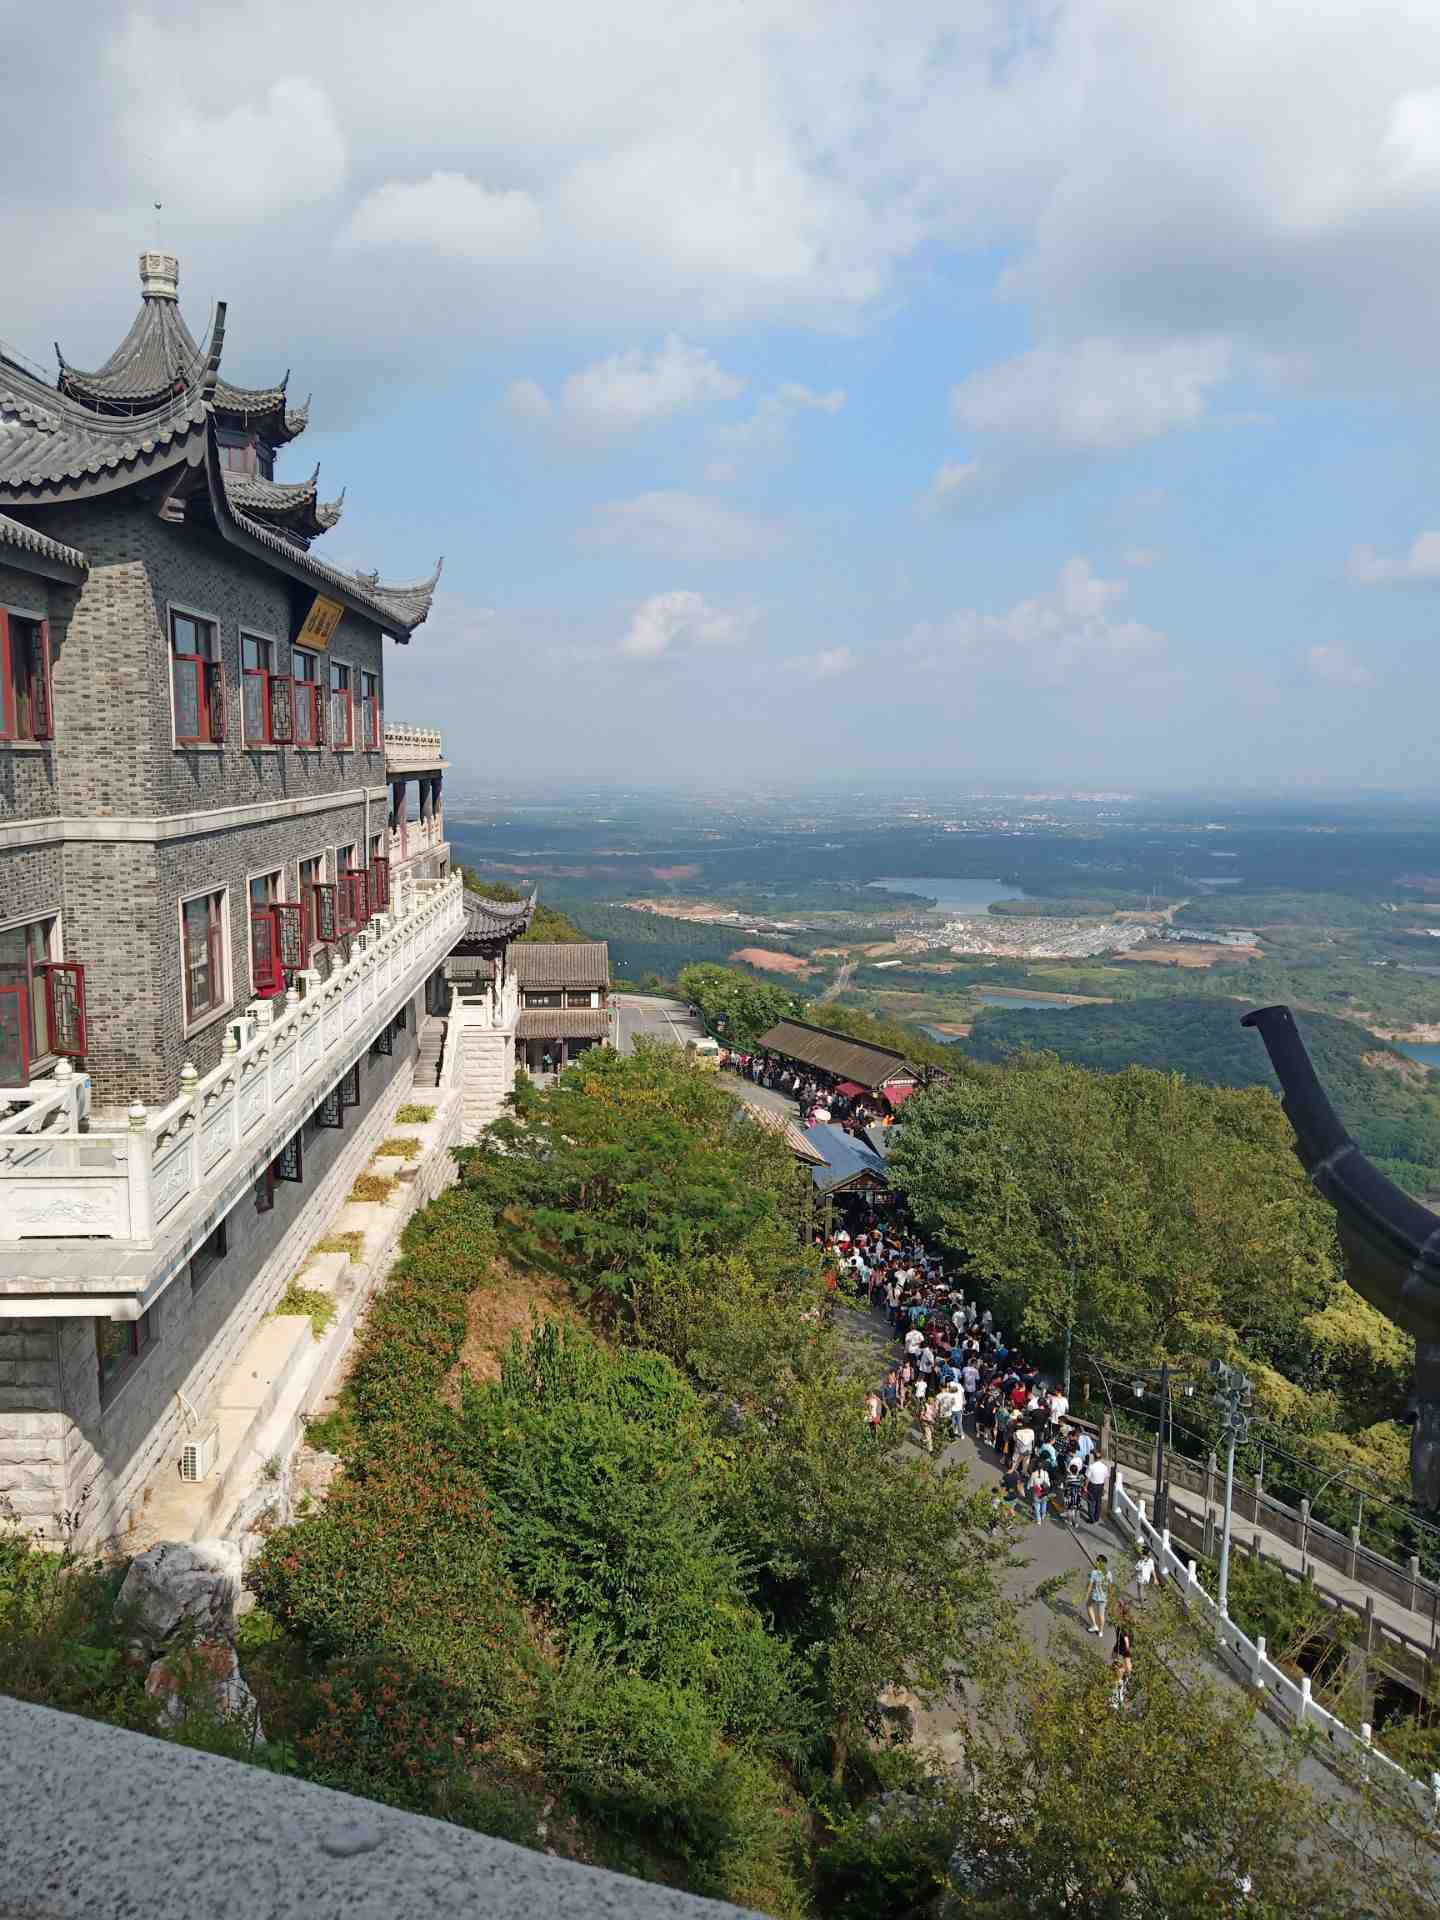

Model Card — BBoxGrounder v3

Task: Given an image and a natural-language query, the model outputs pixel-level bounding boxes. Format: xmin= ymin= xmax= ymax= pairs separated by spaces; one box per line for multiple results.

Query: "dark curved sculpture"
xmin=1242 ymin=1004 xmax=1440 ymax=1511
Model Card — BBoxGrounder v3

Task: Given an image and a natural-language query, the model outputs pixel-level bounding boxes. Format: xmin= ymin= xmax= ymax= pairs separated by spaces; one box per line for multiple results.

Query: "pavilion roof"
xmin=223 ymin=467 xmax=343 ymax=543
xmin=755 ymin=1018 xmax=917 ymax=1091
xmin=55 ymin=252 xmax=306 ymax=444
xmin=802 ymin=1123 xmax=889 ymax=1194
xmin=2 ymin=258 xmax=442 ymax=639
xmin=512 ymin=942 xmax=610 ymax=990
xmin=458 ymin=889 xmax=538 ymax=946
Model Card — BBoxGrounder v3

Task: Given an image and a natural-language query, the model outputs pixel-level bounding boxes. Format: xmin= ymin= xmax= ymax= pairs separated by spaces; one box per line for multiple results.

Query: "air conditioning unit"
xmin=227 ymin=1015 xmax=257 ymax=1052
xmin=180 ymin=1425 xmax=220 ymax=1484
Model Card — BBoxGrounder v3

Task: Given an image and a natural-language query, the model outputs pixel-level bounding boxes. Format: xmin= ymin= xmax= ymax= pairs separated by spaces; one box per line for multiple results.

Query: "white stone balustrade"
xmin=383 ymin=722 xmax=446 ymax=772
xmin=0 ymin=874 xmax=465 ymax=1249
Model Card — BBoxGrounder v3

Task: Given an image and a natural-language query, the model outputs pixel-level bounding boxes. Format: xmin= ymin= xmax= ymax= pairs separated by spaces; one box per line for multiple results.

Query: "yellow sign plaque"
xmin=295 ymin=594 xmax=344 ymax=651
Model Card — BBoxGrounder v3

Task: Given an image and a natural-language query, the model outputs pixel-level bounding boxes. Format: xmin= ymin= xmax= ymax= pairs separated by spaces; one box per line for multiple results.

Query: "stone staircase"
xmin=415 ymin=1014 xmax=447 ymax=1087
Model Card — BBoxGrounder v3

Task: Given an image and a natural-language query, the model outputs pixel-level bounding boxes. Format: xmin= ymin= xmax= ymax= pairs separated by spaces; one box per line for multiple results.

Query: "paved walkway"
xmin=834 ymin=1299 xmax=1396 ymax=1812
xmin=614 ymin=993 xmax=706 ymax=1054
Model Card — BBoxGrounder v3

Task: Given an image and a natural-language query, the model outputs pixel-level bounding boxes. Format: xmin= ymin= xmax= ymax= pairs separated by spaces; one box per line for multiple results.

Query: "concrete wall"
xmin=458 ymin=1018 xmax=515 ymax=1142
xmin=0 ymin=994 xmax=420 ymax=1548
xmin=1 ymin=1694 xmax=762 ymax=1920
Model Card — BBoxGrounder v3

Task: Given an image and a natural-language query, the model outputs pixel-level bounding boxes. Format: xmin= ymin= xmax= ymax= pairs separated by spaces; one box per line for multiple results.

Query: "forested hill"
xmin=965 ymin=996 xmax=1440 ymax=1197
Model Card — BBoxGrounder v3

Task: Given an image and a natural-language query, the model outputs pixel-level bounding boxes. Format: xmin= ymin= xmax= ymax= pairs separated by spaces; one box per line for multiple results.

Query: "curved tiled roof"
xmin=460 ymin=888 xmax=538 ymax=941
xmin=223 ymin=466 xmax=344 ymax=540
xmin=0 ymin=373 xmax=207 ymax=498
xmin=0 ymin=509 xmax=87 ymax=578
xmin=56 ymin=255 xmax=303 ymax=445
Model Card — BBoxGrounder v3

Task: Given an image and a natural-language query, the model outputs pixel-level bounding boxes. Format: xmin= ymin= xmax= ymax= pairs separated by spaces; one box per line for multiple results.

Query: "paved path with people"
xmin=834 ymin=1299 xmax=1397 ymax=1816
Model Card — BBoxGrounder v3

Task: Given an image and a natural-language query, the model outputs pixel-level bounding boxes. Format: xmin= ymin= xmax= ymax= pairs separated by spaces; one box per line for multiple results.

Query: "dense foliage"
xmin=679 ymin=962 xmax=799 ymax=1046
xmin=966 ymin=996 xmax=1440 ymax=1194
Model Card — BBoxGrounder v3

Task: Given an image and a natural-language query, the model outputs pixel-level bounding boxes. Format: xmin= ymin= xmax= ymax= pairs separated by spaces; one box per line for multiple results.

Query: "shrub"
xmin=313 ymin=1231 xmax=364 ymax=1260
xmin=252 ymin=1440 xmax=526 ymax=1729
xmin=396 ymin=1104 xmax=434 ymax=1124
xmin=350 ymin=1172 xmax=398 ymax=1204
xmin=374 ymin=1136 xmax=421 ymax=1158
xmin=272 ymin=1282 xmax=337 ymax=1340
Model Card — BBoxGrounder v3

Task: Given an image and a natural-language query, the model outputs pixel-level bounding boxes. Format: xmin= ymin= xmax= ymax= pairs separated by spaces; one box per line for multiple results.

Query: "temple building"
xmin=0 ymin=252 xmax=534 ymax=1546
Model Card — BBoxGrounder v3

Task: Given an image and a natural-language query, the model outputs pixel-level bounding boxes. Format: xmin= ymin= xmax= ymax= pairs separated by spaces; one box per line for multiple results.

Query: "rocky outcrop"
xmin=144 ymin=1640 xmax=263 ymax=1740
xmin=117 ymin=1539 xmax=242 ymax=1653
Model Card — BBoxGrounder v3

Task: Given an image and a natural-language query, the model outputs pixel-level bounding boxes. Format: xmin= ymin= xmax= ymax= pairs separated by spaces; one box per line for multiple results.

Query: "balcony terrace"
xmin=383 ymin=722 xmax=446 ymax=774
xmin=0 ymin=873 xmax=465 ymax=1311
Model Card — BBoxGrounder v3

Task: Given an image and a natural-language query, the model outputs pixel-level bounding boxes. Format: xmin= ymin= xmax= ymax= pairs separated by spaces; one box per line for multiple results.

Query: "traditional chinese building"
xmin=0 ymin=252 xmax=530 ymax=1545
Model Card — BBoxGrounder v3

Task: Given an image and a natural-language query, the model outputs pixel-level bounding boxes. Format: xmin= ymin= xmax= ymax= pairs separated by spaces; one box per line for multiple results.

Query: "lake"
xmin=1395 ymin=1041 xmax=1440 ymax=1070
xmin=869 ymin=876 xmax=1027 ymax=914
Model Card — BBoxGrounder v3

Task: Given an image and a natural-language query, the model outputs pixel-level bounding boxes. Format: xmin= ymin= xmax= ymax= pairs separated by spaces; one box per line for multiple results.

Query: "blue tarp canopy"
xmin=804 ymin=1123 xmax=889 ymax=1195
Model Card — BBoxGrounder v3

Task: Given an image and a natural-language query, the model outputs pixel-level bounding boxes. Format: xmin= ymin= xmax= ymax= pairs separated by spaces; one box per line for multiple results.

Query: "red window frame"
xmin=361 ymin=669 xmax=381 ymax=750
xmin=241 ymin=635 xmax=294 ymax=746
xmin=250 ymin=909 xmax=282 ymax=997
xmin=369 ymin=857 xmax=390 ymax=911
xmin=310 ymin=881 xmax=338 ymax=944
xmin=182 ymin=892 xmax=227 ymax=1024
xmin=40 ymin=961 xmax=86 ymax=1056
xmin=293 ymin=648 xmax=323 ymax=747
xmin=0 ymin=611 xmax=53 ymax=743
xmin=328 ymin=660 xmax=353 ymax=749
xmin=336 ymin=870 xmax=368 ymax=933
xmin=171 ymin=612 xmax=226 ymax=746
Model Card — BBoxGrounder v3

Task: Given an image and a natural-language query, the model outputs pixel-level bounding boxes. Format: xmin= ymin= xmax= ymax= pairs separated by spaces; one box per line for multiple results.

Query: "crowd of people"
xmin=824 ymin=1217 xmax=1148 ymax=1703
xmin=722 ymin=1048 xmax=894 ymax=1131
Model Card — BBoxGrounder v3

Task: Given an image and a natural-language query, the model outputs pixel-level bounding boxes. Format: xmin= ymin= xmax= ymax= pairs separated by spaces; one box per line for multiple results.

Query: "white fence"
xmin=0 ymin=876 xmax=465 ymax=1249
xmin=1110 ymin=1471 xmax=1440 ymax=1826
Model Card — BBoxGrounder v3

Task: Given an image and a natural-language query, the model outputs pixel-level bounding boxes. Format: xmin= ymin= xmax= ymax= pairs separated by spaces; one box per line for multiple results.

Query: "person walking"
xmin=1110 ymin=1613 xmax=1134 ymax=1706
xmin=1132 ymin=1547 xmax=1156 ymax=1605
xmin=1085 ymin=1556 xmax=1111 ymax=1636
xmin=865 ymin=1389 xmax=884 ymax=1438
xmin=1085 ymin=1451 xmax=1110 ymax=1524
xmin=918 ymin=1396 xmax=936 ymax=1455
xmin=1028 ymin=1461 xmax=1052 ymax=1525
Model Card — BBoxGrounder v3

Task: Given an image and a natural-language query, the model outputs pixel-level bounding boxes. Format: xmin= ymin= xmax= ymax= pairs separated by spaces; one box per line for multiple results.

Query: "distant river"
xmin=1395 ymin=1041 xmax=1440 ymax=1070
xmin=973 ymin=991 xmax=1084 ymax=1010
xmin=869 ymin=876 xmax=1028 ymax=914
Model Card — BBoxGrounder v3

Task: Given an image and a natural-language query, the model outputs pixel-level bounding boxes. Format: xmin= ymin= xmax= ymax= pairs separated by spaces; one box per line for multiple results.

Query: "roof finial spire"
xmin=139 ymin=247 xmax=179 ymax=301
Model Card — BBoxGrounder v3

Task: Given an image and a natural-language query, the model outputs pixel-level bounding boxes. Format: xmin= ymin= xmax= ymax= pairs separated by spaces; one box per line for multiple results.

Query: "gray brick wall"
xmin=3 ymin=498 xmax=400 ymax=1107
xmin=0 ymin=558 xmax=67 ymax=826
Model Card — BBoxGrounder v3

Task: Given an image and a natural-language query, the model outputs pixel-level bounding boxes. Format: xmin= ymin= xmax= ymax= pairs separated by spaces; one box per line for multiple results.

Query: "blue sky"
xmin=9 ymin=0 xmax=1440 ymax=790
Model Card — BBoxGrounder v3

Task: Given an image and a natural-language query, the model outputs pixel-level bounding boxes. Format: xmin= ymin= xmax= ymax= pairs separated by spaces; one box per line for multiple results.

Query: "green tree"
xmin=461 ymin=1041 xmax=811 ymax=1311
xmin=953 ymin=1600 xmax=1434 ymax=1919
xmin=724 ymin=1355 xmax=1011 ymax=1781
xmin=679 ymin=963 xmax=798 ymax=1047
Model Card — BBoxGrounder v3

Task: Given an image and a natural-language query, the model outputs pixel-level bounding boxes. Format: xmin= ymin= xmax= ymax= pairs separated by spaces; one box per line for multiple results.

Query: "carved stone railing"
xmin=388 ymin=808 xmax=446 ymax=868
xmin=383 ymin=722 xmax=445 ymax=772
xmin=0 ymin=875 xmax=465 ymax=1251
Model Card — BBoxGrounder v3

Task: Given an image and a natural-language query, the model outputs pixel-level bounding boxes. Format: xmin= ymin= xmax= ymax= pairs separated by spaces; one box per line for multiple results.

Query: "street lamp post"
xmin=1212 ymin=1359 xmax=1254 ymax=1622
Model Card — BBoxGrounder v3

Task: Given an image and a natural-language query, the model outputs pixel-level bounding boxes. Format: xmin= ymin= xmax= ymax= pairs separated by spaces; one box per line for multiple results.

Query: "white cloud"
xmin=934 ymin=337 xmax=1231 ymax=509
xmin=1348 ymin=532 xmax=1440 ymax=585
xmin=126 ymin=76 xmax=348 ymax=220
xmin=580 ymin=491 xmax=781 ymax=559
xmin=510 ymin=337 xmax=742 ymax=442
xmin=907 ymin=558 xmax=1168 ymax=685
xmin=1306 ymin=643 xmax=1372 ymax=686
xmin=340 ymin=172 xmax=543 ymax=262
xmin=617 ymin=590 xmax=753 ymax=662
xmin=707 ymin=381 xmax=845 ymax=482
xmin=782 ymin=645 xmax=858 ymax=680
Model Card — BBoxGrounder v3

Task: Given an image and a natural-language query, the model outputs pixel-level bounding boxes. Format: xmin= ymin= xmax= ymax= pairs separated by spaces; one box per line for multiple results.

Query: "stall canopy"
xmin=803 ymin=1123 xmax=889 ymax=1195
xmin=755 ymin=1018 xmax=918 ymax=1093
xmin=883 ymin=1084 xmax=916 ymax=1109
xmin=836 ymin=1080 xmax=867 ymax=1098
